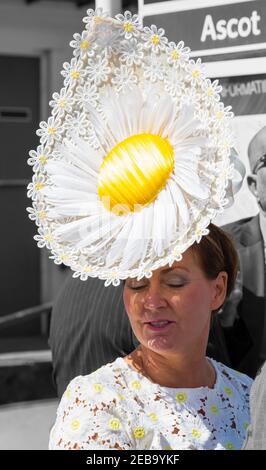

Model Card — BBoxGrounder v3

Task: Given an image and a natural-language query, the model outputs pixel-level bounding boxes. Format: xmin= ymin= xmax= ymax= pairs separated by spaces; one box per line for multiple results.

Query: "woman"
xmin=27 ymin=9 xmax=250 ymax=450
xmin=49 ymin=224 xmax=252 ymax=450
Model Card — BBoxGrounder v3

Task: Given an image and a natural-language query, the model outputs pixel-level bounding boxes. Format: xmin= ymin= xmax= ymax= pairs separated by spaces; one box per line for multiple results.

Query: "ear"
xmin=247 ymin=174 xmax=258 ymax=199
xmin=210 ymin=271 xmax=228 ymax=311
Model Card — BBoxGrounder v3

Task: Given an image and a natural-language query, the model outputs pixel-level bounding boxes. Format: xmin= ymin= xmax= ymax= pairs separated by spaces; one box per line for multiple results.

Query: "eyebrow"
xmin=160 ymin=266 xmax=190 ymax=274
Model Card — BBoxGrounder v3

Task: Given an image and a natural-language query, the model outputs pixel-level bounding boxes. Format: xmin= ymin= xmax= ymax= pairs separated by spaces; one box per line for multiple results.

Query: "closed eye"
xmin=167 ymin=283 xmax=186 ymax=288
xmin=127 ymin=285 xmax=147 ymax=291
xmin=127 ymin=283 xmax=188 ymax=290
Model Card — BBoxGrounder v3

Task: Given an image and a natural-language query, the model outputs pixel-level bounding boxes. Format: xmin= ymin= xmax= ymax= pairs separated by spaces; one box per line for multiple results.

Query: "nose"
xmin=143 ymin=285 xmax=167 ymax=310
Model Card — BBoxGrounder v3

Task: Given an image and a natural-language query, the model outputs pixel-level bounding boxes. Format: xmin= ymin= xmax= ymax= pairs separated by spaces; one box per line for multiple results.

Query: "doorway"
xmin=0 ymin=55 xmax=41 ymax=340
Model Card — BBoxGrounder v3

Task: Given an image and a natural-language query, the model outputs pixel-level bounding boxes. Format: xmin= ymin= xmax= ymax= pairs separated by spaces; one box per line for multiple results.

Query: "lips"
xmin=144 ymin=319 xmax=174 ymax=330
xmin=147 ymin=320 xmax=171 ymax=326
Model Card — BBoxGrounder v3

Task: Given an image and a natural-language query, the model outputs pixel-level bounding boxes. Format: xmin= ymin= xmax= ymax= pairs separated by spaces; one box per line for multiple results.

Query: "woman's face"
xmin=123 ymin=247 xmax=227 ymax=356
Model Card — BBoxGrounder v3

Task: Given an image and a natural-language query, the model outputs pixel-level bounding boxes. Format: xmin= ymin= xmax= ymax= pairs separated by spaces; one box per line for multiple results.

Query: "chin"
xmin=145 ymin=336 xmax=177 ymax=353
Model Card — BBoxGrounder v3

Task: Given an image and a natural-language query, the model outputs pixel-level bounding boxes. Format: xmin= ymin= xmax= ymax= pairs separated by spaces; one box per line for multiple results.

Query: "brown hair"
xmin=191 ymin=223 xmax=239 ymax=310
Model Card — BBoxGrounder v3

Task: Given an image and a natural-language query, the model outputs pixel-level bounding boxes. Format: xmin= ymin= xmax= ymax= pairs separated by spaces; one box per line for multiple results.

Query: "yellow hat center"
xmin=97 ymin=133 xmax=174 ymax=216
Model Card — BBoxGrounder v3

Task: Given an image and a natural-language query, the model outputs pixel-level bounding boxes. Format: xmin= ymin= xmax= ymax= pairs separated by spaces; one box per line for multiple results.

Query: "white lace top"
xmin=49 ymin=357 xmax=252 ymax=450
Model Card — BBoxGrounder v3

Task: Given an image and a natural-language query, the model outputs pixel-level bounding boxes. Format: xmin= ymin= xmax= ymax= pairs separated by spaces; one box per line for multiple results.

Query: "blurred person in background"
xmin=243 ymin=360 xmax=266 ymax=449
xmin=221 ymin=126 xmax=266 ymax=378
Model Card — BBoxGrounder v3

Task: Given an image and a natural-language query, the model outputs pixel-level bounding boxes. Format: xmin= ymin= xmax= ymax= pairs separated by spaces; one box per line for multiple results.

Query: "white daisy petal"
xmin=119 ymin=208 xmax=153 ymax=271
xmin=102 ymin=88 xmax=134 ymax=142
xmin=152 ymin=187 xmax=177 ymax=257
xmin=103 ymin=86 xmax=143 ymax=137
xmin=168 ymin=178 xmax=190 ymax=227
xmin=173 ymin=136 xmax=207 ymax=153
xmin=42 ymin=187 xmax=98 ymax=204
xmin=105 ymin=217 xmax=133 ymax=267
xmin=174 ymin=151 xmax=200 ymax=174
xmin=151 ymin=94 xmax=175 ymax=136
xmin=46 ymin=160 xmax=97 ymax=181
xmin=49 ymin=175 xmax=96 ymax=193
xmin=64 ymin=137 xmax=103 ymax=173
xmin=75 ymin=214 xmax=122 ymax=250
xmin=169 ymin=106 xmax=200 ymax=143
xmin=54 ymin=215 xmax=99 ymax=240
xmin=162 ymin=185 xmax=178 ymax=244
xmin=85 ymin=104 xmax=115 ymax=153
xmin=172 ymin=169 xmax=209 ymax=199
xmin=47 ymin=202 xmax=100 ymax=218
xmin=139 ymin=90 xmax=160 ymax=133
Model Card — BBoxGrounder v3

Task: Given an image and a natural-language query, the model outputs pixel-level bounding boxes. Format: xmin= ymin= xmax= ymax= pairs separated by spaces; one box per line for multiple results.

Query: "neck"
xmin=127 ymin=345 xmax=216 ymax=389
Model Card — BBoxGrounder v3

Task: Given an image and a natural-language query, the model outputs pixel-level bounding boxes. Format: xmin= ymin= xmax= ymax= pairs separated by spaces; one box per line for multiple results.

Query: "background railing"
xmin=0 ymin=302 xmax=53 ymax=330
xmin=0 ymin=302 xmax=56 ymax=404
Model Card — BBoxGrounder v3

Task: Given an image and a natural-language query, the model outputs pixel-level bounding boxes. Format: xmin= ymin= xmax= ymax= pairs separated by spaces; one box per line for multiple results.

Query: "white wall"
xmin=0 ymin=0 xmax=88 ymax=55
xmin=0 ymin=0 xmax=89 ymax=109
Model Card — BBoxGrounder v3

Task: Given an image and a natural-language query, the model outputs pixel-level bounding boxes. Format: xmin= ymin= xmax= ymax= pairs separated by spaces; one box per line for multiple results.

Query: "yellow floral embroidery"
xmin=117 ymin=393 xmax=126 ymax=401
xmin=124 ymin=22 xmax=133 ymax=33
xmin=80 ymin=40 xmax=90 ymax=50
xmin=225 ymin=442 xmax=235 ymax=450
xmin=191 ymin=69 xmax=200 ymax=78
xmin=38 ymin=154 xmax=48 ymax=165
xmin=147 ymin=412 xmax=158 ymax=422
xmin=210 ymin=405 xmax=218 ymax=414
xmin=151 ymin=35 xmax=159 ymax=45
xmin=216 ymin=111 xmax=224 ymax=120
xmin=191 ymin=428 xmax=201 ymax=439
xmin=34 ymin=182 xmax=45 ymax=191
xmin=93 ymin=383 xmax=104 ymax=393
xmin=130 ymin=380 xmax=141 ymax=390
xmin=224 ymin=386 xmax=233 ymax=396
xmin=60 ymin=253 xmax=70 ymax=263
xmin=175 ymin=392 xmax=187 ymax=403
xmin=171 ymin=50 xmax=180 ymax=60
xmin=44 ymin=233 xmax=53 ymax=243
xmin=71 ymin=419 xmax=80 ymax=431
xmin=70 ymin=70 xmax=80 ymax=80
xmin=206 ymin=87 xmax=214 ymax=97
xmin=133 ymin=427 xmax=145 ymax=439
xmin=109 ymin=418 xmax=121 ymax=430
xmin=37 ymin=210 xmax=47 ymax=220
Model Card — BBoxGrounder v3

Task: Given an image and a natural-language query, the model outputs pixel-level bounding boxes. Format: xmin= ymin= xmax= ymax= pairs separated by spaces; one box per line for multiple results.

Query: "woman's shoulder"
xmin=58 ymin=357 xmax=132 ymax=411
xmin=68 ymin=357 xmax=123 ymax=386
xmin=50 ymin=358 xmax=137 ymax=450
xmin=211 ymin=358 xmax=253 ymax=394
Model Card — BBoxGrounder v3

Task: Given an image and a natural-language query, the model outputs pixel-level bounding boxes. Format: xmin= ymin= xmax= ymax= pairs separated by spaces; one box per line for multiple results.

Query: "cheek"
xmin=123 ymin=289 xmax=129 ymax=311
xmin=170 ymin=285 xmax=212 ymax=319
xmin=123 ymin=289 xmax=142 ymax=320
xmin=258 ymin=175 xmax=266 ymax=199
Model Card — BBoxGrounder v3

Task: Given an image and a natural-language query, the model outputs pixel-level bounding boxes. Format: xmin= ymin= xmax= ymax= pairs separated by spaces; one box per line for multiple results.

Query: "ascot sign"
xmin=140 ymin=0 xmax=266 ymax=56
xmin=201 ymin=10 xmax=261 ymax=42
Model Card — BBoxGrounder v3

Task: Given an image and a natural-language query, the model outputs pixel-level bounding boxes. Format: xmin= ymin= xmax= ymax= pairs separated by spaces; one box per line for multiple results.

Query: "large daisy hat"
xmin=27 ymin=9 xmax=245 ymax=287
